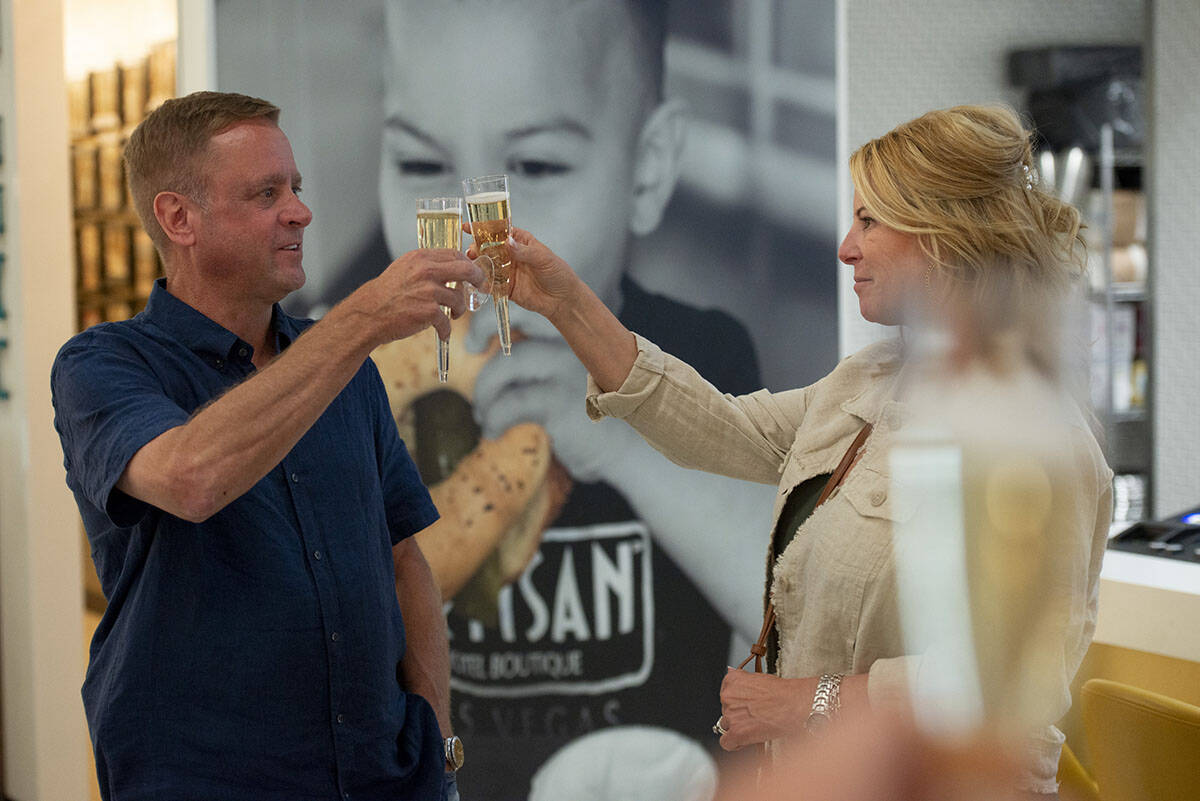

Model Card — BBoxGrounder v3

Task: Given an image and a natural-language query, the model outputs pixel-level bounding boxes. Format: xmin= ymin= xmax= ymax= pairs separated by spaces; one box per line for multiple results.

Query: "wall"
xmin=0 ymin=1 xmax=89 ymax=799
xmin=836 ymin=0 xmax=1145 ymax=356
xmin=1148 ymin=0 xmax=1200 ymax=516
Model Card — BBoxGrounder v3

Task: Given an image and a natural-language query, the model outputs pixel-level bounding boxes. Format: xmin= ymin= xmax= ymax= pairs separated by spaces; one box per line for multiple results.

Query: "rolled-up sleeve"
xmin=585 ymin=334 xmax=669 ymax=421
xmin=586 ymin=334 xmax=811 ymax=485
xmin=867 ymin=654 xmax=917 ymax=713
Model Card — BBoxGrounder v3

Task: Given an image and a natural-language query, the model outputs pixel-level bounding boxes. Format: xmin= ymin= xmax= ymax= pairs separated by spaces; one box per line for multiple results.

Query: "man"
xmin=346 ymin=1 xmax=781 ymax=798
xmin=51 ymin=91 xmax=480 ymax=800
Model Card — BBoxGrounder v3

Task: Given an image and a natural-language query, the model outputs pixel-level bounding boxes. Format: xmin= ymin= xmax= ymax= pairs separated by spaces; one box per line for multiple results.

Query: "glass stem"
xmin=495 ymin=297 xmax=512 ymax=356
xmin=437 ymin=308 xmax=451 ymax=382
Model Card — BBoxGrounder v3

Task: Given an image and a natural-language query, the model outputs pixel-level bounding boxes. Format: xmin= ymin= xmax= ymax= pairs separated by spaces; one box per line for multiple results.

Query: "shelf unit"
xmin=1089 ymin=123 xmax=1152 ymax=523
xmin=69 ymin=41 xmax=174 ymax=332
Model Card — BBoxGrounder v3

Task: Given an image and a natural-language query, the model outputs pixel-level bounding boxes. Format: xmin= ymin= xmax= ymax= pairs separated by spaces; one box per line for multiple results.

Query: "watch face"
xmin=446 ymin=736 xmax=465 ymax=769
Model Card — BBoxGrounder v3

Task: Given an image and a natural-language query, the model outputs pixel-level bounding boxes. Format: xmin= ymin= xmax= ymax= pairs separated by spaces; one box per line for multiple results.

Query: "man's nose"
xmin=286 ymin=193 xmax=313 ymax=228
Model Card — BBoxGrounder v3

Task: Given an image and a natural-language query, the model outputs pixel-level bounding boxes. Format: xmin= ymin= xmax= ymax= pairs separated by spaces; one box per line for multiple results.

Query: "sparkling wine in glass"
xmin=416 ymin=196 xmax=490 ymax=382
xmin=462 ymin=174 xmax=514 ymax=356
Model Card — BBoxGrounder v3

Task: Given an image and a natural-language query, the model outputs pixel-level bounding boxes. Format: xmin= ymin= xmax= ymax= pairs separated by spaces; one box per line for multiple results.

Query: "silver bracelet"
xmin=804 ymin=673 xmax=843 ymax=737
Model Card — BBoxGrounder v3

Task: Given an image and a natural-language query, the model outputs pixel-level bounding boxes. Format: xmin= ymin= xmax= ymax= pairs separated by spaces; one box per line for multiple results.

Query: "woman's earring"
xmin=924 ymin=265 xmax=933 ymax=292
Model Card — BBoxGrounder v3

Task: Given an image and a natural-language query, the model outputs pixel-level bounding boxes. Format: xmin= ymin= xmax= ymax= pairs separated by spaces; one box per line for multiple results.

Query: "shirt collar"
xmin=839 ymin=338 xmax=906 ymax=424
xmin=143 ymin=278 xmax=298 ymax=362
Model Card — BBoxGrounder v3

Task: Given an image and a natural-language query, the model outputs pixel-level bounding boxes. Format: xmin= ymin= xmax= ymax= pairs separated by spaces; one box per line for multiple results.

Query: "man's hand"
xmin=351 ymin=248 xmax=485 ymax=347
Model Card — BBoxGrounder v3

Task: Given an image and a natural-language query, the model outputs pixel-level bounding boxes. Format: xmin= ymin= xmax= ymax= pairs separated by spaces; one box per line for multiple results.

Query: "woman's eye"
xmin=510 ymin=160 xmax=570 ymax=179
xmin=395 ymin=159 xmax=449 ymax=177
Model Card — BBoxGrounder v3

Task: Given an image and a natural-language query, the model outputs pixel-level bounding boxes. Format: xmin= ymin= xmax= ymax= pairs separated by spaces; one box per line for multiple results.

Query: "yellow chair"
xmin=1081 ymin=678 xmax=1200 ymax=801
xmin=1058 ymin=742 xmax=1100 ymax=801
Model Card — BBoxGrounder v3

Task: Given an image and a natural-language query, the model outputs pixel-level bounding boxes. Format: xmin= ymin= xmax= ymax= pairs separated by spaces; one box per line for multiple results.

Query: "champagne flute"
xmin=462 ymin=174 xmax=514 ymax=356
xmin=416 ymin=197 xmax=491 ymax=382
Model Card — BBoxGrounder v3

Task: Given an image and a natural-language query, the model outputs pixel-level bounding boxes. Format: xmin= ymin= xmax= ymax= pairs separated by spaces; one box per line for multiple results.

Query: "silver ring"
xmin=712 ymin=717 xmax=728 ymax=736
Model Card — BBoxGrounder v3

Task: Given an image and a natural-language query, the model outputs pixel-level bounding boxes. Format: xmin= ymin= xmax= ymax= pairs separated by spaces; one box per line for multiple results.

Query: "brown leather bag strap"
xmin=740 ymin=422 xmax=873 ymax=673
xmin=817 ymin=423 xmax=874 ymax=507
xmin=737 ymin=604 xmax=776 ymax=672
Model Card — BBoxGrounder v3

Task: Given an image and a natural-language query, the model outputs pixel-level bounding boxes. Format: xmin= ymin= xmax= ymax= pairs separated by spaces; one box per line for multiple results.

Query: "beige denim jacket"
xmin=587 ymin=334 xmax=1112 ymax=793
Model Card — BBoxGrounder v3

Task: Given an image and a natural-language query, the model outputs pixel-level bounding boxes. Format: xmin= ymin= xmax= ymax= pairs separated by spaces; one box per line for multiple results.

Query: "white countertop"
xmin=1095 ymin=549 xmax=1200 ymax=663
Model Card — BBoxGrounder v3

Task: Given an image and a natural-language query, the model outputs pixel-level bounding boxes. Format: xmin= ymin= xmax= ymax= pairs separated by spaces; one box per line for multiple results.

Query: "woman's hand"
xmin=717 ymin=669 xmax=814 ymax=751
xmin=466 ymin=225 xmax=582 ymax=321
xmin=464 ymin=223 xmax=638 ymax=393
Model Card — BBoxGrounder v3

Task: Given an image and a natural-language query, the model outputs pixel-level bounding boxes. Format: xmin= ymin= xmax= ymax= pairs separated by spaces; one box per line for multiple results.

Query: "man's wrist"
xmin=321 ymin=290 xmax=388 ymax=355
xmin=443 ymin=734 xmax=465 ymax=771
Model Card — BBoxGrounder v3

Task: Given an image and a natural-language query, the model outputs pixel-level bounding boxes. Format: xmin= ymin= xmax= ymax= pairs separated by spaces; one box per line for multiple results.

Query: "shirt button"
xmin=336 ymin=713 xmax=345 ymax=724
xmin=238 ymin=346 xmax=248 ymax=358
xmin=313 ymin=550 xmax=322 ymax=560
xmin=331 ymin=632 xmax=340 ymax=642
xmin=291 ymin=472 xmax=299 ymax=483
xmin=870 ymin=489 xmax=887 ymax=506
xmin=886 ymin=410 xmax=903 ymax=431
xmin=214 ymin=358 xmax=224 ymax=369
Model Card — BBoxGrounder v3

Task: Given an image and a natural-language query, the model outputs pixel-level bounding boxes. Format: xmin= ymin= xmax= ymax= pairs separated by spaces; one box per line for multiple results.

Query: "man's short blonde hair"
xmin=124 ymin=91 xmax=280 ymax=252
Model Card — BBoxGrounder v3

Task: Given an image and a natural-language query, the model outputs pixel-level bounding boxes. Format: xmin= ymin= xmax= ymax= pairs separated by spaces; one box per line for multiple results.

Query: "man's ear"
xmin=153 ymin=191 xmax=198 ymax=248
xmin=630 ymin=98 xmax=687 ymax=237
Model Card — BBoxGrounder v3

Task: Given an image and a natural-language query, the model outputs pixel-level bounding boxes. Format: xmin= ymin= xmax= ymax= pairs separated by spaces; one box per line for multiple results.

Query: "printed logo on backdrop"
xmin=448 ymin=521 xmax=654 ymax=698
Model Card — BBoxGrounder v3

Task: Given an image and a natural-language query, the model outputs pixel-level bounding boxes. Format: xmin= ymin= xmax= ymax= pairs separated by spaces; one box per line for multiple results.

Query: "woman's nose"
xmin=838 ymin=231 xmax=859 ymax=265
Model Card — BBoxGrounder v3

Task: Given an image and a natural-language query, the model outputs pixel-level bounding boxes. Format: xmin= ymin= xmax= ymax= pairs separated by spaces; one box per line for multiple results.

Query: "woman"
xmin=482 ymin=105 xmax=1111 ymax=796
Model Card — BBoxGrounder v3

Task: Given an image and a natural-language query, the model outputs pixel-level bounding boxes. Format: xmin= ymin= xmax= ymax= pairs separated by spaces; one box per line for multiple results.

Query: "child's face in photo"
xmin=379 ymin=0 xmax=655 ymax=337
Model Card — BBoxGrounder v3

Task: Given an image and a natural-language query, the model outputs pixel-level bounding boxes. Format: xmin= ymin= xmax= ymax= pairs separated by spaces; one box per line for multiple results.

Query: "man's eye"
xmin=510 ymin=160 xmax=570 ymax=179
xmin=396 ymin=159 xmax=449 ymax=177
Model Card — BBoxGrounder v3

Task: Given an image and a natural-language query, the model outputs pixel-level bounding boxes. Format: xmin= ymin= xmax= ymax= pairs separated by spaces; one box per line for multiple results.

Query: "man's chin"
xmin=282 ymin=264 xmax=307 ymax=291
xmin=268 ymin=268 xmax=307 ymax=306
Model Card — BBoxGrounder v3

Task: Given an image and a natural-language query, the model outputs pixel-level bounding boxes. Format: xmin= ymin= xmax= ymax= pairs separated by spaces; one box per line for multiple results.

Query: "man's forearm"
xmin=394 ymin=537 xmax=453 ymax=738
xmin=117 ymin=297 xmax=381 ymax=521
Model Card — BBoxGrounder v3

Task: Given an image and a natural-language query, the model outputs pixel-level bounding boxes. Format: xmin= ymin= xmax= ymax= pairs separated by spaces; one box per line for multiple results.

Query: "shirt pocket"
xmin=841 ymin=466 xmax=920 ymax=524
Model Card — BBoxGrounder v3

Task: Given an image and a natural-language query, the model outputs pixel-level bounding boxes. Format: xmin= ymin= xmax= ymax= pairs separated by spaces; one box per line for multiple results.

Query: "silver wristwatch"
xmin=804 ymin=673 xmax=843 ymax=737
xmin=444 ymin=735 xmax=465 ymax=771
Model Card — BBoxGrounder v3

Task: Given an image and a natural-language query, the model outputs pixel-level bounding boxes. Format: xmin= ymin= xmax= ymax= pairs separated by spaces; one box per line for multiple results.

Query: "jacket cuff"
xmin=866 ymin=655 xmax=919 ymax=713
xmin=585 ymin=334 xmax=667 ymax=421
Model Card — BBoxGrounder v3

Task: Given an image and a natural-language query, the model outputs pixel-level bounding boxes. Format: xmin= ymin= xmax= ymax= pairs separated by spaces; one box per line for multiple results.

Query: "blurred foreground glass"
xmin=462 ymin=174 xmax=513 ymax=356
xmin=416 ymin=196 xmax=490 ymax=382
xmin=888 ymin=334 xmax=1080 ymax=743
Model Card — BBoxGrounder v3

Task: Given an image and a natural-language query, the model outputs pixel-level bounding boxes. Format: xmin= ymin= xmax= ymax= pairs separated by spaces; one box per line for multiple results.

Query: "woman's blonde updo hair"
xmin=849 ymin=104 xmax=1086 ymax=377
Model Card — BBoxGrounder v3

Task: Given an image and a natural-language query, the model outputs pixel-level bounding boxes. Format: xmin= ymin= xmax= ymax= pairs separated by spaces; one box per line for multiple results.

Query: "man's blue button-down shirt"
xmin=51 ymin=281 xmax=443 ymax=801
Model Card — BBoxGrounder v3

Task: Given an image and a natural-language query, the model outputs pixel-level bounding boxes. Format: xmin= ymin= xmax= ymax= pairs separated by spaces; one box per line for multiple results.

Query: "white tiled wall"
xmin=1149 ymin=0 xmax=1200 ymax=516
